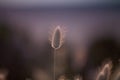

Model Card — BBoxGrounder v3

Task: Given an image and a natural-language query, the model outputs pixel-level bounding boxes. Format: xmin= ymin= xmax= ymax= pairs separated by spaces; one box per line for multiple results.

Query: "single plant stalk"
xmin=54 ymin=50 xmax=56 ymax=80
xmin=50 ymin=26 xmax=65 ymax=80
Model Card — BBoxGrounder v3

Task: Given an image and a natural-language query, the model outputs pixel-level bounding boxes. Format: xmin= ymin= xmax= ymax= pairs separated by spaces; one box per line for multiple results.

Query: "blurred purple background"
xmin=0 ymin=1 xmax=120 ymax=80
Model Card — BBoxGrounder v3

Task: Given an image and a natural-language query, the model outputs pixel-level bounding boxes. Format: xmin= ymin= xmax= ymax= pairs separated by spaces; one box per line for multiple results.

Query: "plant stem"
xmin=54 ymin=49 xmax=56 ymax=80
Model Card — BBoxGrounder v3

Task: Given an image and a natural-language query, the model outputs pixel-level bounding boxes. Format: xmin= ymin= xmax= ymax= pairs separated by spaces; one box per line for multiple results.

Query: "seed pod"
xmin=50 ymin=26 xmax=65 ymax=49
xmin=96 ymin=61 xmax=112 ymax=80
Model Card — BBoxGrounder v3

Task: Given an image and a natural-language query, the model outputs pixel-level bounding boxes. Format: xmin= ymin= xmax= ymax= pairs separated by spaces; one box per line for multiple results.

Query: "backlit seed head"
xmin=49 ymin=26 xmax=65 ymax=49
xmin=96 ymin=61 xmax=112 ymax=80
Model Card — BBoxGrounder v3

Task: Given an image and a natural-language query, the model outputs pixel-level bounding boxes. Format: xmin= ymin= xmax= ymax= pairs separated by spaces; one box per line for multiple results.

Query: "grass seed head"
xmin=50 ymin=26 xmax=65 ymax=50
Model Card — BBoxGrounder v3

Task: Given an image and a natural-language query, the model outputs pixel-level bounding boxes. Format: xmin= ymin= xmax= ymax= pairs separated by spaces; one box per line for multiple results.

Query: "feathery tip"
xmin=50 ymin=26 xmax=65 ymax=50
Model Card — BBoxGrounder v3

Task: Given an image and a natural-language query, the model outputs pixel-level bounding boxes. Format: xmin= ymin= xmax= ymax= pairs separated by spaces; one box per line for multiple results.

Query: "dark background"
xmin=0 ymin=1 xmax=120 ymax=80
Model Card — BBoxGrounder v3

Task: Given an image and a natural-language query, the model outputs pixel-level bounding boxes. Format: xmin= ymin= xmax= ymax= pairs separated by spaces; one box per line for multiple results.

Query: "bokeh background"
xmin=0 ymin=0 xmax=120 ymax=80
